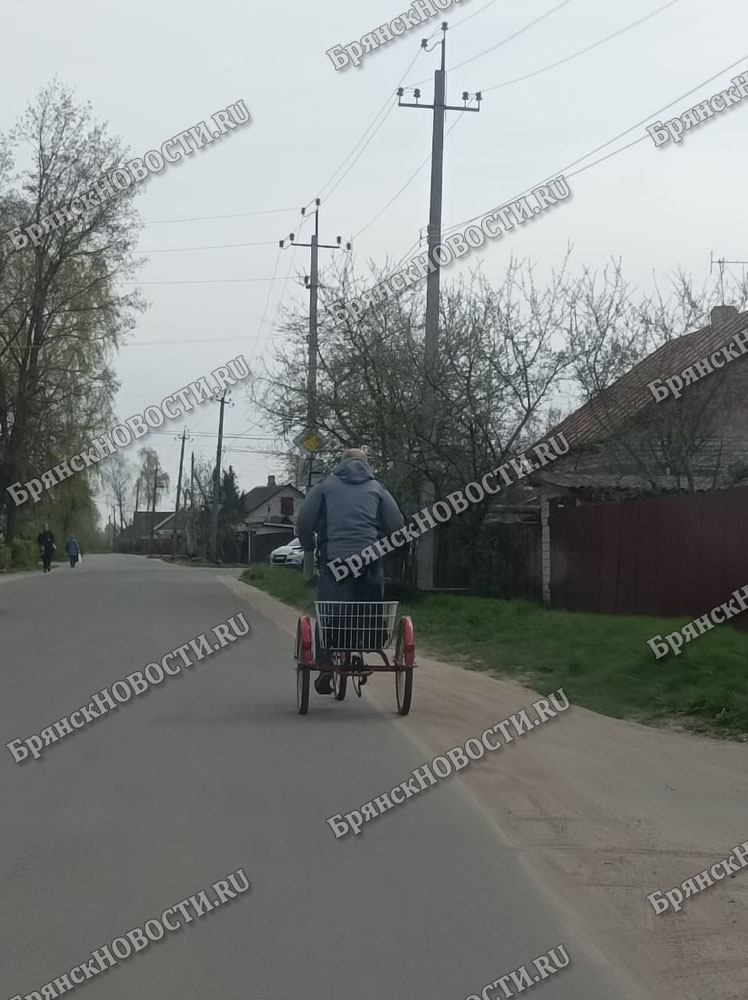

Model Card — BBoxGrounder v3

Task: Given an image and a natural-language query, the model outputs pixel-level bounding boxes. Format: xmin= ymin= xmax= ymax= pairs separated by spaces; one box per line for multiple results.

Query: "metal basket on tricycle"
xmin=294 ymin=601 xmax=416 ymax=716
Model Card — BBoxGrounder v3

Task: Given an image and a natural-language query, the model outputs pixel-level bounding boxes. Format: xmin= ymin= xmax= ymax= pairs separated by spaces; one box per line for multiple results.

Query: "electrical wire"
xmin=118 ymin=276 xmax=288 ymax=285
xmin=247 ymin=245 xmax=283 ymax=367
xmin=137 ymin=239 xmax=278 ymax=253
xmin=448 ymin=0 xmax=501 ymax=33
xmin=379 ymin=49 xmax=748 ymax=281
xmin=442 ymin=49 xmax=748 ymax=237
xmin=354 ymin=110 xmax=467 ymax=240
xmin=122 ymin=334 xmax=286 ymax=346
xmin=316 ymin=46 xmax=424 ymax=203
xmin=144 ymin=207 xmax=298 ymax=225
xmin=406 ymin=0 xmax=574 ymax=87
xmin=481 ymin=0 xmax=683 ymax=93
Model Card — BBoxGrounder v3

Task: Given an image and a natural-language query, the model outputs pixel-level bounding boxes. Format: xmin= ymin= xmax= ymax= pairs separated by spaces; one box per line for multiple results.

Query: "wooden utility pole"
xmin=397 ymin=22 xmax=481 ymax=590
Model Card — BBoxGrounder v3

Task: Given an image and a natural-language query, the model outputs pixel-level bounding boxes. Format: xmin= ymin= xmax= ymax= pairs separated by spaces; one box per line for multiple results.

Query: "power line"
xmin=481 ymin=0 xmax=683 ymax=93
xmin=144 ymin=207 xmax=298 ymax=225
xmin=383 ymin=49 xmax=748 ymax=277
xmin=407 ymin=0 xmax=574 ymax=86
xmin=118 ymin=276 xmax=286 ymax=285
xmin=317 ymin=46 xmax=424 ymax=203
xmin=449 ymin=0 xmax=501 ymax=32
xmin=354 ymin=111 xmax=467 ymax=239
xmin=247 ymin=245 xmax=284 ymax=367
xmin=122 ymin=334 xmax=287 ymax=346
xmin=250 ymin=208 xmax=312 ymax=367
xmin=137 ymin=239 xmax=278 ymax=253
xmin=147 ymin=430 xmax=276 ymax=440
xmin=442 ymin=49 xmax=748 ymax=237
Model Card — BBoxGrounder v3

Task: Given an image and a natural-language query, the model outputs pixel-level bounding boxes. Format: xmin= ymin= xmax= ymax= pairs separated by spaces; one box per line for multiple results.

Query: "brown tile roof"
xmin=552 ymin=307 xmax=748 ymax=448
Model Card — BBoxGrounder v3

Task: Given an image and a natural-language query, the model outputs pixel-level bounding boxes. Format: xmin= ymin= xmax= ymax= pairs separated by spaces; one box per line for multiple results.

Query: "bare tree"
xmin=259 ymin=255 xmax=574 ymax=518
xmin=564 ymin=262 xmax=748 ymax=492
xmin=103 ymin=451 xmax=135 ymax=528
xmin=135 ymin=447 xmax=170 ymax=512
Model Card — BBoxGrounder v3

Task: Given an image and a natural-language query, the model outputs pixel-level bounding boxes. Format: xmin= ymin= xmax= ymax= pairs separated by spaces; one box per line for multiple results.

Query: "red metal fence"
xmin=550 ymin=487 xmax=748 ymax=625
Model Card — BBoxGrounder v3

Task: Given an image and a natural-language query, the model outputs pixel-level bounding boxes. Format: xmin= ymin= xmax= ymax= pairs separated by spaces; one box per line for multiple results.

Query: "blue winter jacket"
xmin=296 ymin=458 xmax=404 ymax=562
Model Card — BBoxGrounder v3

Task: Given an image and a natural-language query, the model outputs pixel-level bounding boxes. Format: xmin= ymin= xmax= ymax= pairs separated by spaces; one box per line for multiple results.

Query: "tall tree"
xmin=135 ymin=447 xmax=170 ymax=511
xmin=0 ymin=79 xmax=145 ymax=542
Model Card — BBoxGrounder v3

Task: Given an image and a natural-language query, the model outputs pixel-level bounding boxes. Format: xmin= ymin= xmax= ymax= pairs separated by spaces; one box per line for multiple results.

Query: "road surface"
xmin=1 ymin=555 xmax=642 ymax=999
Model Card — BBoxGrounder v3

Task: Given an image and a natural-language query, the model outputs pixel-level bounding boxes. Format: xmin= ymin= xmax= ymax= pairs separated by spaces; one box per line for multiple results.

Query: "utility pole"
xmin=210 ymin=393 xmax=228 ymax=563
xmin=134 ymin=478 xmax=140 ymax=515
xmin=150 ymin=459 xmax=159 ymax=553
xmin=282 ymin=201 xmax=351 ymax=579
xmin=282 ymin=201 xmax=351 ymax=444
xmin=397 ymin=22 xmax=481 ymax=590
xmin=172 ymin=429 xmax=190 ymax=559
xmin=190 ymin=451 xmax=195 ymax=510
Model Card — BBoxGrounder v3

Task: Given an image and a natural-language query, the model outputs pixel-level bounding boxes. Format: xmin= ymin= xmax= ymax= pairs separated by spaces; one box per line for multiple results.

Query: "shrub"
xmin=11 ymin=538 xmax=40 ymax=570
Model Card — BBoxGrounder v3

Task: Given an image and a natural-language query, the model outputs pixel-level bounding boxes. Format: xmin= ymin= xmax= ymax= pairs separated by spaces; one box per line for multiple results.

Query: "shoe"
xmin=351 ymin=656 xmax=366 ymax=686
xmin=314 ymin=672 xmax=333 ymax=695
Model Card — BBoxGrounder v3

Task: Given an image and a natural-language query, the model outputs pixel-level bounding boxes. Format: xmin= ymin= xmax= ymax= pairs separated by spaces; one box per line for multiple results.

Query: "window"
xmin=280 ymin=496 xmax=294 ymax=516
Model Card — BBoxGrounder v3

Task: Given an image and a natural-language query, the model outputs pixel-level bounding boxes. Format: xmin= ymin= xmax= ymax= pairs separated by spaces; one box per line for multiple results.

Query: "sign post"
xmin=294 ymin=429 xmax=327 ymax=579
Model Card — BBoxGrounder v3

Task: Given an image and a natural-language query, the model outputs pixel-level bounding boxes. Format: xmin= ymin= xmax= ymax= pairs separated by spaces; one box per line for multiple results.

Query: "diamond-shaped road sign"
xmin=294 ymin=428 xmax=326 ymax=453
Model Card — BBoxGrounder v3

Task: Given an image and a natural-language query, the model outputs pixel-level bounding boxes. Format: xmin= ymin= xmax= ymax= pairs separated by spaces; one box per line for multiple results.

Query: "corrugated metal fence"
xmin=550 ymin=487 xmax=748 ymax=625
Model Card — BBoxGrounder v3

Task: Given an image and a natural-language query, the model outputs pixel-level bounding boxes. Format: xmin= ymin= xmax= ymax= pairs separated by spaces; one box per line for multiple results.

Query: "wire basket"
xmin=315 ymin=601 xmax=399 ymax=651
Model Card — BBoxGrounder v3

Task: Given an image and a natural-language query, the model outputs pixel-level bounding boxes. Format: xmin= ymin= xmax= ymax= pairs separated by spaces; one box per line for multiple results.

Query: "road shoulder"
xmin=224 ymin=574 xmax=748 ymax=1000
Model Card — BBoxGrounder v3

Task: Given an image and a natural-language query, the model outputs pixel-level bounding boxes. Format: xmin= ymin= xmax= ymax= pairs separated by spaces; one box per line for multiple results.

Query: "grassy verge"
xmin=240 ymin=565 xmax=748 ymax=740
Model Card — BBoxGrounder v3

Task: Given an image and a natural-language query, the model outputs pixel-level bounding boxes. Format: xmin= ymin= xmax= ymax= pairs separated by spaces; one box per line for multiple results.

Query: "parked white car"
xmin=269 ymin=538 xmax=303 ymax=567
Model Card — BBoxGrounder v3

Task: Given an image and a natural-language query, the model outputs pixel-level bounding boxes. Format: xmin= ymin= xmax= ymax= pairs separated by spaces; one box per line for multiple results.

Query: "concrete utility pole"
xmin=150 ymin=459 xmax=159 ymax=553
xmin=171 ymin=428 xmax=190 ymax=559
xmin=398 ymin=22 xmax=481 ymax=591
xmin=210 ymin=393 xmax=228 ymax=563
xmin=282 ymin=201 xmax=351 ymax=579
xmin=281 ymin=200 xmax=351 ymax=447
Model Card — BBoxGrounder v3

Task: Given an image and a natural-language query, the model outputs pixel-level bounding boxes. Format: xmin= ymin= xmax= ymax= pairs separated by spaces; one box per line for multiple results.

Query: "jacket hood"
xmin=332 ymin=458 xmax=375 ymax=485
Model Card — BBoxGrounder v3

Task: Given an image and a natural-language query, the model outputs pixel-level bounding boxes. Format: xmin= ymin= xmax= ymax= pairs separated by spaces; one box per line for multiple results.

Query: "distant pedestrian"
xmin=37 ymin=523 xmax=55 ymax=573
xmin=65 ymin=534 xmax=80 ymax=568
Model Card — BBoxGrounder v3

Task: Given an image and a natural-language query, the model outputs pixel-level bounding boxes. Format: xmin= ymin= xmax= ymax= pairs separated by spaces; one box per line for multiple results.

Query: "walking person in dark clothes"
xmin=37 ymin=523 xmax=56 ymax=573
xmin=65 ymin=534 xmax=80 ymax=568
xmin=296 ymin=448 xmax=404 ymax=694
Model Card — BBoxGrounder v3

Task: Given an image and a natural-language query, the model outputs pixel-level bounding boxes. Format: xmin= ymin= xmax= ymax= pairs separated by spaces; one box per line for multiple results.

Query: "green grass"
xmin=242 ymin=564 xmax=316 ymax=612
xmin=241 ymin=566 xmax=748 ymax=740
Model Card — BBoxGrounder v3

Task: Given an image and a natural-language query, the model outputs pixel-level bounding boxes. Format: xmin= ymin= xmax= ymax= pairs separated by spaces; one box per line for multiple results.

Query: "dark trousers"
xmin=69 ymin=557 xmax=77 ymax=568
xmin=42 ymin=550 xmax=53 ymax=571
xmin=316 ymin=560 xmax=386 ymax=652
xmin=316 ymin=559 xmax=385 ymax=602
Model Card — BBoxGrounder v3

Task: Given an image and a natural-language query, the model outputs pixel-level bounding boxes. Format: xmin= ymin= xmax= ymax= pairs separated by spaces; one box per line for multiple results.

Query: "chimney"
xmin=267 ymin=475 xmax=276 ymax=487
xmin=711 ymin=305 xmax=738 ymax=327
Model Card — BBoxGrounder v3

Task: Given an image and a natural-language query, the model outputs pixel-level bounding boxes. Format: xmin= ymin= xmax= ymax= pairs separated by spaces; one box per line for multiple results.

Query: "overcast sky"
xmin=3 ymin=0 xmax=747 ymax=521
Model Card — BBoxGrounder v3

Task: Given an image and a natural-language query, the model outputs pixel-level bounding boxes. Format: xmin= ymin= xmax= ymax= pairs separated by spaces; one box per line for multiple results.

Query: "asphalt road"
xmin=1 ymin=555 xmax=634 ymax=1000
